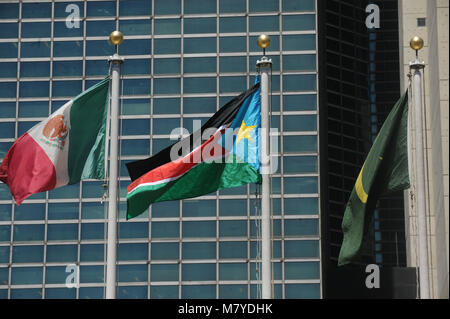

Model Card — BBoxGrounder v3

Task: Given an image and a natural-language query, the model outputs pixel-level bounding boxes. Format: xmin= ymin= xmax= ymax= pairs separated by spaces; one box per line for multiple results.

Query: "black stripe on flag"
xmin=126 ymin=83 xmax=260 ymax=181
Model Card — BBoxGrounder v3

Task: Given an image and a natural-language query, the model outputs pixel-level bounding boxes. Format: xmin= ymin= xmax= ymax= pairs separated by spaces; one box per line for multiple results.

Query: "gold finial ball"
xmin=410 ymin=36 xmax=424 ymax=51
xmin=109 ymin=30 xmax=124 ymax=46
xmin=257 ymin=34 xmax=271 ymax=49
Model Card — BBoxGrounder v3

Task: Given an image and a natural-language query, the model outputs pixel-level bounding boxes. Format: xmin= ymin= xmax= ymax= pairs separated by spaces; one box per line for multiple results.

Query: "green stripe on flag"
xmin=68 ymin=77 xmax=109 ymax=184
xmin=126 ymin=154 xmax=261 ymax=219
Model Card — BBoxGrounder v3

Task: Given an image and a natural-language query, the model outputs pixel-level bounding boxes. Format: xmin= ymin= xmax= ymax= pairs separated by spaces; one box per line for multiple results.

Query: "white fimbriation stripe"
xmin=27 ymin=100 xmax=73 ymax=188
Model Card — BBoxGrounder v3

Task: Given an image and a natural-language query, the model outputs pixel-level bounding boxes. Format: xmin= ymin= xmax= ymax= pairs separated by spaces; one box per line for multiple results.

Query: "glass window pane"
xmin=86 ymin=40 xmax=114 ymax=56
xmin=48 ymin=203 xmax=79 ymax=220
xmin=81 ymin=202 xmax=105 ymax=219
xmin=184 ymin=18 xmax=216 ymax=34
xmin=122 ymin=59 xmax=151 ymax=75
xmin=285 ymin=283 xmax=320 ymax=298
xmin=11 ymin=288 xmax=42 ymax=299
xmin=220 ymin=56 xmax=246 ymax=73
xmin=154 ymin=19 xmax=181 ymax=35
xmin=0 ymin=204 xmax=12 ymax=221
xmin=185 ymin=0 xmax=216 ymax=13
xmin=122 ymin=98 xmax=150 ymax=115
xmin=182 ymin=263 xmax=215 ymax=281
xmin=249 ymin=0 xmax=279 ymax=12
xmin=284 ymin=176 xmax=318 ymax=194
xmin=183 ymin=97 xmax=216 ymax=114
xmin=283 ymin=94 xmax=316 ymax=111
xmin=14 ymin=225 xmax=44 ymax=242
xmin=183 ymin=242 xmax=215 ymax=259
xmin=151 ymin=200 xmax=179 ymax=218
xmin=45 ymin=288 xmax=76 ymax=299
xmin=151 ymin=221 xmax=179 ymax=239
xmin=0 ymin=268 xmax=8 ymax=285
xmin=0 ymin=122 xmax=14 ymax=138
xmin=118 ymin=243 xmax=148 ymax=261
xmin=119 ymin=222 xmax=148 ymax=239
xmin=219 ymin=0 xmax=246 ymax=13
xmin=181 ymin=285 xmax=215 ymax=298
xmin=81 ymin=223 xmax=104 ymax=240
xmin=118 ymin=264 xmax=147 ymax=282
xmin=85 ymin=60 xmax=108 ymax=76
xmin=0 ymin=102 xmax=16 ymax=118
xmin=284 ymin=115 xmax=317 ymax=131
xmin=120 ymin=19 xmax=152 ymax=36
xmin=282 ymin=0 xmax=315 ymax=12
xmin=249 ymin=16 xmax=279 ymax=32
xmin=0 ymin=225 xmax=11 ymax=242
xmin=0 ymin=82 xmax=16 ymax=98
xmin=121 ymin=139 xmax=150 ymax=156
xmin=122 ymin=119 xmax=150 ymax=136
xmin=283 ymin=135 xmax=317 ymax=153
xmin=0 ymin=62 xmax=16 ymax=78
xmin=152 ymin=118 xmax=180 ymax=135
xmin=86 ymin=20 xmax=116 ymax=36
xmin=151 ymin=242 xmax=179 ymax=260
xmin=219 ymin=76 xmax=246 ymax=93
xmin=219 ymin=199 xmax=246 ymax=216
xmin=53 ymin=41 xmax=83 ymax=57
xmin=184 ymin=37 xmax=216 ymax=54
xmin=151 ymin=264 xmax=178 ymax=281
xmin=119 ymin=0 xmax=151 ymax=15
xmin=155 ymin=0 xmax=181 ymax=15
xmin=87 ymin=1 xmax=116 ymax=17
xmin=22 ymin=2 xmax=51 ymax=18
xmin=21 ymin=42 xmax=51 ymax=58
xmin=46 ymin=244 xmax=77 ymax=263
xmin=183 ymin=200 xmax=215 ymax=217
xmin=154 ymin=78 xmax=180 ymax=95
xmin=45 ymin=266 xmax=70 ymax=284
xmin=283 ymin=34 xmax=316 ymax=51
xmin=219 ymin=284 xmax=247 ymax=298
xmin=182 ymin=221 xmax=216 ymax=238
xmin=0 ymin=43 xmax=18 ymax=58
xmin=284 ymin=240 xmax=319 ymax=258
xmin=122 ymin=79 xmax=150 ymax=95
xmin=219 ymin=241 xmax=247 ymax=259
xmin=12 ymin=267 xmax=42 ymax=285
xmin=0 ymin=23 xmax=18 ymax=38
xmin=79 ymin=287 xmax=103 ymax=299
xmin=184 ymin=57 xmax=216 ymax=74
xmin=0 ymin=3 xmax=19 ymax=18
xmin=220 ymin=17 xmax=246 ymax=33
xmin=18 ymin=101 xmax=48 ymax=118
xmin=52 ymin=80 xmax=82 ymax=97
xmin=283 ymin=54 xmax=316 ymax=71
xmin=219 ymin=263 xmax=247 ymax=280
xmin=14 ymin=203 xmax=45 ymax=221
xmin=47 ymin=224 xmax=78 ymax=241
xmin=12 ymin=245 xmax=44 ymax=263
xmin=20 ymin=81 xmax=49 ymax=98
xmin=284 ymin=74 xmax=316 ymax=92
xmin=283 ymin=14 xmax=316 ymax=31
xmin=154 ymin=38 xmax=180 ymax=54
xmin=22 ymin=22 xmax=51 ymax=38
xmin=285 ymin=197 xmax=318 ymax=215
xmin=219 ymin=220 xmax=247 ymax=237
xmin=151 ymin=285 xmax=178 ymax=299
xmin=0 ymin=246 xmax=9 ymax=263
xmin=283 ymin=156 xmax=317 ymax=173
xmin=53 ymin=61 xmax=83 ymax=77
xmin=285 ymin=262 xmax=320 ymax=280
xmin=80 ymin=244 xmax=104 ymax=262
xmin=80 ymin=265 xmax=104 ymax=283
xmin=285 ymin=218 xmax=318 ymax=236
xmin=220 ymin=36 xmax=246 ymax=53
xmin=184 ymin=77 xmax=216 ymax=94
xmin=117 ymin=286 xmax=148 ymax=299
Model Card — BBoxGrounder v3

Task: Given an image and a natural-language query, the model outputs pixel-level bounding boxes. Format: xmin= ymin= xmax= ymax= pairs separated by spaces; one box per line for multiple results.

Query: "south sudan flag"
xmin=126 ymin=81 xmax=262 ymax=219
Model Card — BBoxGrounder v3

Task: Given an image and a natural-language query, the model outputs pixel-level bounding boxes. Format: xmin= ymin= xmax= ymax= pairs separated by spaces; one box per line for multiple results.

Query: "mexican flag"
xmin=126 ymin=82 xmax=262 ymax=219
xmin=338 ymin=91 xmax=410 ymax=266
xmin=0 ymin=78 xmax=110 ymax=205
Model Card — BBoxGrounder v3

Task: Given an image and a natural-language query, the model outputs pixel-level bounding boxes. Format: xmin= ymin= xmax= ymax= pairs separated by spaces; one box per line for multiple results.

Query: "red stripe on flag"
xmin=0 ymin=133 xmax=57 ymax=205
xmin=128 ymin=127 xmax=228 ymax=193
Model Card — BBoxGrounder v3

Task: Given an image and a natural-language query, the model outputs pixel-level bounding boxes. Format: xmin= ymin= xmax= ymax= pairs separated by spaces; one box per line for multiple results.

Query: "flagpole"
xmin=257 ymin=35 xmax=272 ymax=299
xmin=106 ymin=31 xmax=124 ymax=299
xmin=409 ymin=36 xmax=430 ymax=299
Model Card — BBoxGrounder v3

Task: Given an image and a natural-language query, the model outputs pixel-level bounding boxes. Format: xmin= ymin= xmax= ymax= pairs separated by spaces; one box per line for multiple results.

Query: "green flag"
xmin=338 ymin=91 xmax=410 ymax=266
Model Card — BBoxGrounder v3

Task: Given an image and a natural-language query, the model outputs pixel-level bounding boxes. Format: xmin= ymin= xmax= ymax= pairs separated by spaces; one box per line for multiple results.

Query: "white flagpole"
xmin=257 ymin=35 xmax=272 ymax=299
xmin=106 ymin=31 xmax=124 ymax=299
xmin=409 ymin=36 xmax=430 ymax=299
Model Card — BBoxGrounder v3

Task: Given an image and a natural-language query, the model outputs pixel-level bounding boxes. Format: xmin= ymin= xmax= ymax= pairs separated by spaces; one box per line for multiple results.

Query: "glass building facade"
xmin=0 ymin=0 xmax=320 ymax=299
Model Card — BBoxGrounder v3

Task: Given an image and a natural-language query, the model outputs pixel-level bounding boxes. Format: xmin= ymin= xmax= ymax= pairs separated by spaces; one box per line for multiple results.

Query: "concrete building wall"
xmin=398 ymin=0 xmax=448 ymax=299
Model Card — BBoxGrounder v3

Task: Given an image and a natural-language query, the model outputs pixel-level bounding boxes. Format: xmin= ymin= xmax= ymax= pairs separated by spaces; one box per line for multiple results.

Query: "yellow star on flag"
xmin=236 ymin=120 xmax=257 ymax=144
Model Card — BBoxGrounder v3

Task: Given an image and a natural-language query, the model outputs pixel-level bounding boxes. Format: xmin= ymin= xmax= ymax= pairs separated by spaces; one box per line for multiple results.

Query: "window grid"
xmin=0 ymin=0 xmax=320 ymax=299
